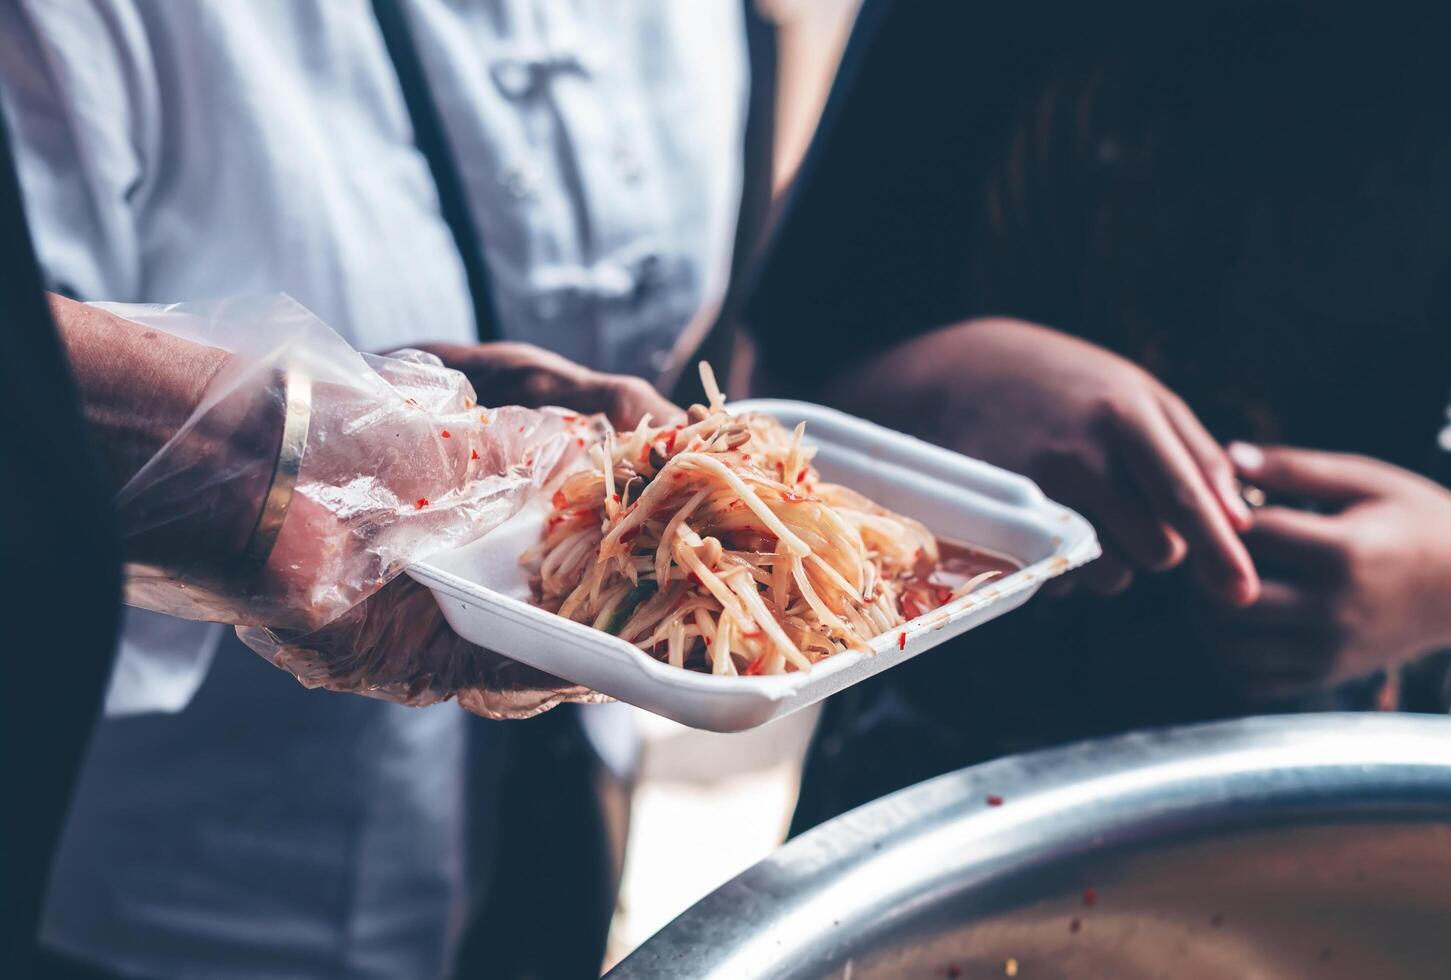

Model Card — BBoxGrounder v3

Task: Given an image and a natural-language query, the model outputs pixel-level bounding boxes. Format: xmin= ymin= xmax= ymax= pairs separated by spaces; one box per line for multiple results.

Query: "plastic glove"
xmin=105 ymin=295 xmax=593 ymax=714
xmin=239 ymin=575 xmax=609 ymax=718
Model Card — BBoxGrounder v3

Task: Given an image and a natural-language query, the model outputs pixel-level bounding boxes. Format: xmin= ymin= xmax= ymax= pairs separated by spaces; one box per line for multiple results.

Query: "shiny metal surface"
xmin=609 ymin=714 xmax=1451 ymax=979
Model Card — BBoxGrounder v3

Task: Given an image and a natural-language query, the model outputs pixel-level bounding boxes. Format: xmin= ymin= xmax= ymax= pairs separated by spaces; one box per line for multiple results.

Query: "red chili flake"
xmin=1069 ymin=917 xmax=1082 ymax=934
xmin=470 ymin=449 xmax=480 ymax=461
xmin=897 ymin=632 xmax=907 ymax=650
xmin=935 ymin=585 xmax=956 ymax=605
xmin=414 ymin=497 xmax=429 ymax=509
xmin=664 ymin=430 xmax=678 ymax=453
xmin=902 ymin=594 xmax=927 ymax=620
xmin=441 ymin=429 xmax=452 ymax=439
xmin=1082 ymin=887 xmax=1097 ymax=907
xmin=704 ymin=637 xmax=712 ymax=646
xmin=986 ymin=794 xmax=1004 ymax=807
xmin=576 ymin=437 xmax=586 ymax=447
xmin=796 ymin=467 xmax=808 ymax=483
xmin=552 ymin=489 xmax=568 ymax=509
xmin=518 ymin=425 xmax=526 ymax=433
xmin=611 ymin=493 xmax=621 ymax=503
xmin=744 ymin=655 xmax=768 ymax=676
xmin=640 ymin=443 xmax=652 ymax=464
xmin=524 ymin=454 xmax=533 ymax=465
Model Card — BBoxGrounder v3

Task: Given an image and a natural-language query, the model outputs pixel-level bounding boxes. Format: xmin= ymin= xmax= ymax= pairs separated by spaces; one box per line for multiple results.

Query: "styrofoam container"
xmin=408 ymin=399 xmax=1099 ymax=732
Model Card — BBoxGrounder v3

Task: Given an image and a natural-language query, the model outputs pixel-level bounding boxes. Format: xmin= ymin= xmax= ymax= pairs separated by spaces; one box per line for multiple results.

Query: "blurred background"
xmin=605 ymin=0 xmax=861 ymax=965
xmin=17 ymin=2 xmax=1451 ymax=977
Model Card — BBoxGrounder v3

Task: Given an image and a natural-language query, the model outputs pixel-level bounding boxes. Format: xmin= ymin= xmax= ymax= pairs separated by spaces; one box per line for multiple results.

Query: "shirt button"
xmin=490 ymin=59 xmax=536 ymax=98
xmin=491 ymin=54 xmax=587 ymax=100
xmin=498 ymin=164 xmax=540 ymax=201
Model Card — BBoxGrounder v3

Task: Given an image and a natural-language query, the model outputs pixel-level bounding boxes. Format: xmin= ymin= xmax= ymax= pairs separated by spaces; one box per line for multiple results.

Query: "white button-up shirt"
xmin=0 ymin=1 xmax=746 ymax=976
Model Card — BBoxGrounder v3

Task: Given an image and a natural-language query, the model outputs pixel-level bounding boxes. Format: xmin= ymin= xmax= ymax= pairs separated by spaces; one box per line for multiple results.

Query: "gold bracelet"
xmin=243 ymin=367 xmax=313 ymax=566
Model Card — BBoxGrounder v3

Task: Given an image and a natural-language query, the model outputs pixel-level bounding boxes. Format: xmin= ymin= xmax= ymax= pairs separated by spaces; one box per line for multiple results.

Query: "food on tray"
xmin=526 ymin=365 xmax=1009 ymax=675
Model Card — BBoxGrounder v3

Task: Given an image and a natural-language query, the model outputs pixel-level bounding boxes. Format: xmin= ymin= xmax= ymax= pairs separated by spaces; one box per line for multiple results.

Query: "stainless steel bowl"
xmin=609 ymin=713 xmax=1451 ymax=979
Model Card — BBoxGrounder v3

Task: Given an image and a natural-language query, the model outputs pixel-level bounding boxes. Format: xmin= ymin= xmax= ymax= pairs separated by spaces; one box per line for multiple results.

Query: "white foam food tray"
xmin=408 ymin=399 xmax=1099 ymax=732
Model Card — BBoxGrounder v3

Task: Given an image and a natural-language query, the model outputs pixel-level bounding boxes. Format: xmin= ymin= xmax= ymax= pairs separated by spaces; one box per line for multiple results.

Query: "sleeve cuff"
xmin=103 ymin=610 xmax=223 ymax=717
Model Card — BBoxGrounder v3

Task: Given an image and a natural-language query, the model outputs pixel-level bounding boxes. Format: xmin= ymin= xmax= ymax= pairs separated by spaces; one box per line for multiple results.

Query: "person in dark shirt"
xmin=0 ymin=114 xmax=122 ymax=979
xmin=744 ymin=3 xmax=1451 ymax=829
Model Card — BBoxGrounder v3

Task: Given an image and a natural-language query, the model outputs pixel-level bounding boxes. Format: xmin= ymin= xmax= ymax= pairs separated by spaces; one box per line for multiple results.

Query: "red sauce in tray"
xmin=900 ymin=540 xmax=1020 ymax=618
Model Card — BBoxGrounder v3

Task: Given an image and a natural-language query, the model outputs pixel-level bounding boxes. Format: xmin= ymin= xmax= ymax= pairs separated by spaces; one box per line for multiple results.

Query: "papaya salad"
xmin=526 ymin=365 xmax=1004 ymax=676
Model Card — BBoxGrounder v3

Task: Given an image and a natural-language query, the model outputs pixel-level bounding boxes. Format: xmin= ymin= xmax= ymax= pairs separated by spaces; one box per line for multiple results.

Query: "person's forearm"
xmin=49 ymin=294 xmax=229 ymax=492
xmin=50 ymin=293 xmax=280 ymax=567
xmin=814 ymin=320 xmax=993 ymax=444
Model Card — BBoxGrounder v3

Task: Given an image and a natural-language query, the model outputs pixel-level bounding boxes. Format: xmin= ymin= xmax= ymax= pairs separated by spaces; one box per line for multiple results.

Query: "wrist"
xmin=52 ymin=294 xmax=230 ymax=490
xmin=116 ymin=358 xmax=296 ymax=570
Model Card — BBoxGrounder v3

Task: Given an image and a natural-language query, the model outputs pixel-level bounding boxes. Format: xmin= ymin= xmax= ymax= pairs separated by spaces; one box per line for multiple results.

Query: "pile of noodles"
xmin=527 ymin=365 xmax=996 ymax=675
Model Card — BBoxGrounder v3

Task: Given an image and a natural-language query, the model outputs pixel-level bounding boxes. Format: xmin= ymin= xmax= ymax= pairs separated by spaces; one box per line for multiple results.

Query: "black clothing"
xmin=0 ymin=116 xmax=123 ymax=976
xmin=742 ymin=3 xmax=1451 ymax=832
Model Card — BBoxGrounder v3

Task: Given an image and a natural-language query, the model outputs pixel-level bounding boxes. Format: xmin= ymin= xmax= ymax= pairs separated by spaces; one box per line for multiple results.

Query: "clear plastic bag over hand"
xmin=108 ymin=295 xmax=593 ymax=716
xmin=240 ymin=575 xmax=611 ymax=719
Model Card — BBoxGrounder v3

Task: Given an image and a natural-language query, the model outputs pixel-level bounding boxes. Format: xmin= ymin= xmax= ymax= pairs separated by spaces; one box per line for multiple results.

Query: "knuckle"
xmin=1094 ymin=389 xmax=1152 ymax=434
xmin=1089 ymin=393 xmax=1124 ymax=429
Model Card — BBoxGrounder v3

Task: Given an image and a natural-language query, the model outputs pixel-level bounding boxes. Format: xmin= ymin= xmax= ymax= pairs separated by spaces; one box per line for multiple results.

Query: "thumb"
xmin=1229 ymin=442 xmax=1392 ymax=503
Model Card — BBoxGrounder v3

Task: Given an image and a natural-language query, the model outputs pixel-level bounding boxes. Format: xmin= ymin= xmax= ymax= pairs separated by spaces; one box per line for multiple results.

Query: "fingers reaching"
xmin=1230 ymin=442 xmax=1393 ymax=503
xmin=1240 ymin=505 xmax=1345 ymax=572
xmin=1066 ymin=471 xmax=1186 ymax=573
xmin=1219 ymin=578 xmax=1328 ymax=627
xmin=1075 ymin=547 xmax=1135 ymax=596
xmin=1112 ymin=403 xmax=1260 ymax=605
xmin=1159 ymin=390 xmax=1254 ymax=531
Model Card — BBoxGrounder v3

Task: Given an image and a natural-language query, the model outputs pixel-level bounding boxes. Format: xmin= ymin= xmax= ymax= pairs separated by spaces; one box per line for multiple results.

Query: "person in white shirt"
xmin=0 ymin=1 xmax=760 ymax=976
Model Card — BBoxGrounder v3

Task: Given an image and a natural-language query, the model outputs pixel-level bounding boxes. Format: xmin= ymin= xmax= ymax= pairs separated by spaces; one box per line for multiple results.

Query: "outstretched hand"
xmin=1204 ymin=443 xmax=1451 ymax=699
xmin=835 ymin=318 xmax=1258 ymax=605
xmin=415 ymin=340 xmax=683 ymax=431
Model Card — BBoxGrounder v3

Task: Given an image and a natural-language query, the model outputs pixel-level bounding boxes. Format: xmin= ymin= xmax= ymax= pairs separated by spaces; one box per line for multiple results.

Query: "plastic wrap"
xmin=107 ymin=295 xmax=593 ymax=716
